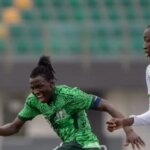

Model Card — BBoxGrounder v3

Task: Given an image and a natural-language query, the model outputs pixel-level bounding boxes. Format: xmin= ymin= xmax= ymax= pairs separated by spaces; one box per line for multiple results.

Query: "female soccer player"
xmin=107 ymin=25 xmax=150 ymax=130
xmin=0 ymin=56 xmax=145 ymax=150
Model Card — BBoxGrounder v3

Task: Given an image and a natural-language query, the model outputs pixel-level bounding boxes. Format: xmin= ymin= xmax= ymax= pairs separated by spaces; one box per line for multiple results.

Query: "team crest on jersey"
xmin=55 ymin=109 xmax=67 ymax=121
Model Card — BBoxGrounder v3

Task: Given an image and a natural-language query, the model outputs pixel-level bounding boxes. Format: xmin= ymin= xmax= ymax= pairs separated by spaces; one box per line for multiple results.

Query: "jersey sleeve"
xmin=18 ymin=96 xmax=41 ymax=121
xmin=130 ymin=110 xmax=150 ymax=126
xmin=146 ymin=65 xmax=150 ymax=95
xmin=68 ymin=87 xmax=99 ymax=110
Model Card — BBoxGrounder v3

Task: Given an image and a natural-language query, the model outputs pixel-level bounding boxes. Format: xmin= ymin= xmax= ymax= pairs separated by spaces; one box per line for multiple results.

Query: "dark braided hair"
xmin=30 ymin=56 xmax=55 ymax=81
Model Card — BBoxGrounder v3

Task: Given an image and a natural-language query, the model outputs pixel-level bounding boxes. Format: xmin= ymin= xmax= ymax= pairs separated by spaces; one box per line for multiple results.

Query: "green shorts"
xmin=54 ymin=141 xmax=100 ymax=150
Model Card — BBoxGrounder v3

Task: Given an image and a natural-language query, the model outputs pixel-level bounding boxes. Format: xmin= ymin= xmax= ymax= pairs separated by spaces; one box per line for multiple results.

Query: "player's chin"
xmin=39 ymin=97 xmax=48 ymax=103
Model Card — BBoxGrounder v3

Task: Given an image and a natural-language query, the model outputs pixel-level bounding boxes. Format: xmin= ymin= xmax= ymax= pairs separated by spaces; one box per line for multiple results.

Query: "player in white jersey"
xmin=107 ymin=25 xmax=150 ymax=130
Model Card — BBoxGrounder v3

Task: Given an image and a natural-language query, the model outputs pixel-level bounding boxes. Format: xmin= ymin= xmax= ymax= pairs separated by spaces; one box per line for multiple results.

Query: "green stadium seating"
xmin=111 ymin=26 xmax=123 ymax=37
xmin=97 ymin=26 xmax=108 ymax=37
xmin=108 ymin=8 xmax=120 ymax=21
xmin=129 ymin=25 xmax=143 ymax=38
xmin=142 ymin=9 xmax=150 ymax=20
xmin=52 ymin=0 xmax=63 ymax=8
xmin=57 ymin=9 xmax=69 ymax=21
xmin=31 ymin=39 xmax=45 ymax=54
xmin=104 ymin=0 xmax=115 ymax=7
xmin=40 ymin=10 xmax=52 ymax=21
xmin=27 ymin=25 xmax=42 ymax=38
xmin=90 ymin=9 xmax=102 ymax=21
xmin=0 ymin=39 xmax=6 ymax=53
xmin=87 ymin=0 xmax=98 ymax=7
xmin=125 ymin=8 xmax=137 ymax=21
xmin=21 ymin=10 xmax=35 ymax=21
xmin=69 ymin=0 xmax=81 ymax=8
xmin=0 ymin=0 xmax=12 ymax=7
xmin=130 ymin=37 xmax=143 ymax=52
xmin=73 ymin=9 xmax=85 ymax=21
xmin=0 ymin=0 xmax=147 ymax=57
xmin=9 ymin=24 xmax=24 ymax=38
xmin=14 ymin=40 xmax=29 ymax=55
xmin=139 ymin=0 xmax=150 ymax=7
xmin=122 ymin=0 xmax=132 ymax=7
xmin=33 ymin=0 xmax=46 ymax=8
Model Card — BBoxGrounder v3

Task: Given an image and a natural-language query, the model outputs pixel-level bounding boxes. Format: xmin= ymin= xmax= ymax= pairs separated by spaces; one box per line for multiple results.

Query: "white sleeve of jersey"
xmin=130 ymin=65 xmax=150 ymax=126
xmin=146 ymin=65 xmax=150 ymax=95
xmin=131 ymin=110 xmax=150 ymax=126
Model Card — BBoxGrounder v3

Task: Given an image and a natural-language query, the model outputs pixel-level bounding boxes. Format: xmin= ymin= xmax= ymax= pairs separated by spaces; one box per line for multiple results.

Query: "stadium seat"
xmin=130 ymin=38 xmax=143 ymax=54
xmin=27 ymin=25 xmax=42 ymax=38
xmin=125 ymin=8 xmax=137 ymax=21
xmin=57 ymin=9 xmax=69 ymax=21
xmin=111 ymin=26 xmax=123 ymax=37
xmin=87 ymin=0 xmax=98 ymax=7
xmin=40 ymin=10 xmax=52 ymax=21
xmin=0 ymin=39 xmax=6 ymax=53
xmin=90 ymin=9 xmax=102 ymax=21
xmin=31 ymin=39 xmax=44 ymax=54
xmin=9 ymin=24 xmax=24 ymax=38
xmin=14 ymin=0 xmax=32 ymax=10
xmin=33 ymin=0 xmax=46 ymax=8
xmin=73 ymin=9 xmax=85 ymax=21
xmin=52 ymin=0 xmax=63 ymax=8
xmin=139 ymin=0 xmax=150 ymax=7
xmin=104 ymin=0 xmax=115 ymax=7
xmin=108 ymin=8 xmax=120 ymax=21
xmin=122 ymin=0 xmax=132 ymax=7
xmin=2 ymin=8 xmax=21 ymax=24
xmin=142 ymin=9 xmax=150 ymax=21
xmin=0 ymin=0 xmax=12 ymax=7
xmin=21 ymin=10 xmax=35 ymax=21
xmin=0 ymin=24 xmax=8 ymax=37
xmin=14 ymin=40 xmax=29 ymax=55
xmin=129 ymin=25 xmax=143 ymax=37
xmin=97 ymin=26 xmax=108 ymax=37
xmin=69 ymin=0 xmax=81 ymax=8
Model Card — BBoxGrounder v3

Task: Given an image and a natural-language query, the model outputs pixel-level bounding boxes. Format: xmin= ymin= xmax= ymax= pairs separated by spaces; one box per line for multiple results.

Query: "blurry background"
xmin=0 ymin=0 xmax=149 ymax=149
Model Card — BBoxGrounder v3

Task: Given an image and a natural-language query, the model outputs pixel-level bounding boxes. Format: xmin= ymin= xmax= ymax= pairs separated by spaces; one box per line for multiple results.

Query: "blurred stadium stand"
xmin=0 ymin=0 xmax=147 ymax=58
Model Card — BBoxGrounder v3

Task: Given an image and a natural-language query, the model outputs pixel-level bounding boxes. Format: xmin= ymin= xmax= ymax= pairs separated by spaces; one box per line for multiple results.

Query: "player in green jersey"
xmin=0 ymin=56 xmax=145 ymax=150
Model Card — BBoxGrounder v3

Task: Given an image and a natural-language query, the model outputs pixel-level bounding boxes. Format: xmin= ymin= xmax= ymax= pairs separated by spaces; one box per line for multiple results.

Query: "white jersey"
xmin=146 ymin=64 xmax=150 ymax=96
xmin=132 ymin=65 xmax=150 ymax=126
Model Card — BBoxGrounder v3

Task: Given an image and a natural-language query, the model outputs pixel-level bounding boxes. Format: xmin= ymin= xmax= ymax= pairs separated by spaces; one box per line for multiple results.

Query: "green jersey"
xmin=18 ymin=85 xmax=101 ymax=149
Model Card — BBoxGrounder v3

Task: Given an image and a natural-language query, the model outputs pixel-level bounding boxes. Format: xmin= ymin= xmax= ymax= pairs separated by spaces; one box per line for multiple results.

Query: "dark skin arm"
xmin=97 ymin=98 xmax=145 ymax=149
xmin=0 ymin=117 xmax=25 ymax=136
xmin=107 ymin=117 xmax=134 ymax=131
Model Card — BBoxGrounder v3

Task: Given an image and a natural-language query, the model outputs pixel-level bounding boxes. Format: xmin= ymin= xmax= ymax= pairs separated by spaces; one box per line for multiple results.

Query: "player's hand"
xmin=106 ymin=118 xmax=124 ymax=132
xmin=125 ymin=129 xmax=145 ymax=150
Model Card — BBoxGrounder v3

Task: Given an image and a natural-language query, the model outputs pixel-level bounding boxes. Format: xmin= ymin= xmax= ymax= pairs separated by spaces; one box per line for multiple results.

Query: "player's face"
xmin=29 ymin=75 xmax=54 ymax=103
xmin=143 ymin=27 xmax=150 ymax=57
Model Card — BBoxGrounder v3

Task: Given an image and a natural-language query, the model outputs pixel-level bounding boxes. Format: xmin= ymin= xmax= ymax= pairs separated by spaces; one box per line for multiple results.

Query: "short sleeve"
xmin=68 ymin=87 xmax=94 ymax=110
xmin=18 ymin=97 xmax=41 ymax=121
xmin=146 ymin=65 xmax=150 ymax=95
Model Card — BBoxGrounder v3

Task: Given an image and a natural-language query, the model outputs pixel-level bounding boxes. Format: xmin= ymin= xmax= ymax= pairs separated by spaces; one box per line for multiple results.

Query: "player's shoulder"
xmin=25 ymin=93 xmax=38 ymax=105
xmin=55 ymin=84 xmax=81 ymax=96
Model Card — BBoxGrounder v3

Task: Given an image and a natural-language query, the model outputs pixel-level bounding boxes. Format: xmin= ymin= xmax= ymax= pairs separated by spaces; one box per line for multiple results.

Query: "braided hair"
xmin=30 ymin=56 xmax=55 ymax=81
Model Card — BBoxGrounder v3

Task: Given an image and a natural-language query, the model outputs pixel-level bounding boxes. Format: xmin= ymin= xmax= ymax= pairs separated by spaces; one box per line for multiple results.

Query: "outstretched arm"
xmin=95 ymin=98 xmax=145 ymax=149
xmin=107 ymin=109 xmax=150 ymax=131
xmin=0 ymin=117 xmax=25 ymax=136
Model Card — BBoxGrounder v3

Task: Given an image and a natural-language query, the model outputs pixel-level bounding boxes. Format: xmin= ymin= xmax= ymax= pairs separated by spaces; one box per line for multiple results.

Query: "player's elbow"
xmin=9 ymin=123 xmax=21 ymax=135
xmin=98 ymin=99 xmax=114 ymax=112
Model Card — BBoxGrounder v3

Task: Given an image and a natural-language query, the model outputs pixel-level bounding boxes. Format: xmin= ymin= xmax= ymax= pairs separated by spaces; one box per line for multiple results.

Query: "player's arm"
xmin=0 ymin=117 xmax=25 ymax=136
xmin=108 ymin=109 xmax=150 ymax=130
xmin=91 ymin=97 xmax=145 ymax=149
